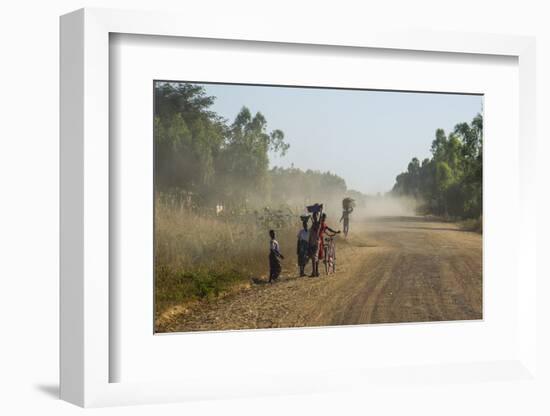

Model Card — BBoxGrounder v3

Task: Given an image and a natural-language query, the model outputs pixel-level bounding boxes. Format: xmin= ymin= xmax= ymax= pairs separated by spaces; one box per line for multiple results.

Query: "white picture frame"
xmin=60 ymin=7 xmax=538 ymax=408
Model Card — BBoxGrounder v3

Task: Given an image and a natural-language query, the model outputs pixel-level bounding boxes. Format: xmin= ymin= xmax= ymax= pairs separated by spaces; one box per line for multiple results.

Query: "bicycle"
xmin=323 ymin=232 xmax=337 ymax=274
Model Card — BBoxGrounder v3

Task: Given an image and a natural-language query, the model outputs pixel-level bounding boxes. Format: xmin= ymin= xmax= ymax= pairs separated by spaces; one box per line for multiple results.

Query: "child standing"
xmin=268 ymin=229 xmax=284 ymax=283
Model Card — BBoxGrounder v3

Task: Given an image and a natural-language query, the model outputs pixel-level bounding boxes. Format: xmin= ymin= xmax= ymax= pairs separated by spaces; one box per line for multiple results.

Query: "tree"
xmin=154 ymin=83 xmax=289 ymax=209
xmin=391 ymin=113 xmax=483 ymax=219
xmin=214 ymin=107 xmax=290 ymax=207
xmin=154 ymin=82 xmax=225 ymax=195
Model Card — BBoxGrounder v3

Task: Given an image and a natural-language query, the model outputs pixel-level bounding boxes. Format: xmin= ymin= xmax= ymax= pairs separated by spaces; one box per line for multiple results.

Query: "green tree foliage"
xmin=392 ymin=114 xmax=483 ymax=219
xmin=154 ymin=82 xmax=290 ymax=208
xmin=216 ymin=107 xmax=290 ymax=206
xmin=154 ymin=83 xmax=226 ymax=194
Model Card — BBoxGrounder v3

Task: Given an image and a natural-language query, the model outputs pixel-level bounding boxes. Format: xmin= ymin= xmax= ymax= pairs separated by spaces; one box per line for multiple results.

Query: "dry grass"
xmin=154 ymin=200 xmax=297 ymax=320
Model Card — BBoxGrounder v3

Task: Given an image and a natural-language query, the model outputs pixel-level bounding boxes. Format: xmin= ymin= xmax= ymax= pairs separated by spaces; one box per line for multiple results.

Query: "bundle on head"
xmin=306 ymin=203 xmax=323 ymax=214
xmin=342 ymin=197 xmax=356 ymax=211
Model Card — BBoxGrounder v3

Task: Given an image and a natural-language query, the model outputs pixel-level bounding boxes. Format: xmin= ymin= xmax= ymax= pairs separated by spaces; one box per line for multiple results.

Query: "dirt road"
xmin=157 ymin=216 xmax=482 ymax=332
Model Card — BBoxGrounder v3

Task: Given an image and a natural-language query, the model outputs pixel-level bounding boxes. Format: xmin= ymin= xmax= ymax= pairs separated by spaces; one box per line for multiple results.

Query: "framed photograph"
xmin=60 ymin=8 xmax=538 ymax=408
xmin=151 ymin=80 xmax=484 ymax=334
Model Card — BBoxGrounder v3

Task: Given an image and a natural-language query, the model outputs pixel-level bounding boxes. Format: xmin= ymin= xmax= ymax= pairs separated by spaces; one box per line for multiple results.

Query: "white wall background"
xmin=1 ymin=0 xmax=548 ymax=415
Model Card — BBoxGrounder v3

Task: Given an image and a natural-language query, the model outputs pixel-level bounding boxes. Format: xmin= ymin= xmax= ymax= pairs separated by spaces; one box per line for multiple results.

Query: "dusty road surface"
xmin=157 ymin=216 xmax=482 ymax=332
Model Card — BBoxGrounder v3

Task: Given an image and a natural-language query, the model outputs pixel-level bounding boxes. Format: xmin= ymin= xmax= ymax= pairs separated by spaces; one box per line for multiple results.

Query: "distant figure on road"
xmin=340 ymin=197 xmax=355 ymax=237
xmin=340 ymin=209 xmax=353 ymax=237
xmin=297 ymin=216 xmax=310 ymax=277
xmin=268 ymin=229 xmax=284 ymax=283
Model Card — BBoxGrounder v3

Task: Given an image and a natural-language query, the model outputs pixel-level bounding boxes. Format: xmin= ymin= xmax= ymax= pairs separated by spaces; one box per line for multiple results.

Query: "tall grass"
xmin=155 ymin=199 xmax=297 ymax=316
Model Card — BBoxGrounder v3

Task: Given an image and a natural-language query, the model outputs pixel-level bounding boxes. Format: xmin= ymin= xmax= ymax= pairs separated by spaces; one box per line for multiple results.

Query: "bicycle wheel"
xmin=323 ymin=239 xmax=329 ymax=275
xmin=332 ymin=241 xmax=336 ymax=273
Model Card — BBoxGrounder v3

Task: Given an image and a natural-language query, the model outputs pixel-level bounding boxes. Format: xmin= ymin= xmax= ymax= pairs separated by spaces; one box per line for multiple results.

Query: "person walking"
xmin=340 ymin=198 xmax=355 ymax=237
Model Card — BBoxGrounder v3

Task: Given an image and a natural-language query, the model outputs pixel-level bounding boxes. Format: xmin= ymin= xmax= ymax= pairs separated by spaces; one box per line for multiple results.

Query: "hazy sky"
xmin=200 ymin=83 xmax=482 ymax=195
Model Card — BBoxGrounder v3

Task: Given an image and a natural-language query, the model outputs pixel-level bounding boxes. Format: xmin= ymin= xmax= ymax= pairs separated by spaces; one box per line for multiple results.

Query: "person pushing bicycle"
xmin=318 ymin=213 xmax=340 ymax=273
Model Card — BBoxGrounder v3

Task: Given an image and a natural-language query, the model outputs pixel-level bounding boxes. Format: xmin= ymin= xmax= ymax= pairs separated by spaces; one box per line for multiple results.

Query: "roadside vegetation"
xmin=458 ymin=217 xmax=483 ymax=233
xmin=155 ymin=199 xmax=297 ymax=316
xmin=391 ymin=113 xmax=483 ymax=230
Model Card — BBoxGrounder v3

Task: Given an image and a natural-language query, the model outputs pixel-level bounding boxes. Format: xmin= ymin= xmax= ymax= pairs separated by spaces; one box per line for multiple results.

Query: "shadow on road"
xmin=252 ymin=275 xmax=305 ymax=285
xmin=368 ymin=215 xmax=437 ymax=223
xmin=394 ymin=225 xmax=468 ymax=233
xmin=366 ymin=216 xmax=471 ymax=233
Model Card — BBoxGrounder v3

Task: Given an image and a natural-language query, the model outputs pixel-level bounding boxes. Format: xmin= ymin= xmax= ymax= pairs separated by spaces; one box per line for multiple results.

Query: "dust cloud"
xmin=279 ymin=194 xmax=419 ymax=228
xmin=359 ymin=195 xmax=418 ymax=218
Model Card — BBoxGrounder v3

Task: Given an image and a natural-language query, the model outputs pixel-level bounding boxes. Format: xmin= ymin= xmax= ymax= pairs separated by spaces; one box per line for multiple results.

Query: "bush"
xmin=459 ymin=216 xmax=482 ymax=233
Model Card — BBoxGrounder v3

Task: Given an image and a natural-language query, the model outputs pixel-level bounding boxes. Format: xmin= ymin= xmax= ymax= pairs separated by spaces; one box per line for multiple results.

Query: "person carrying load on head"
xmin=306 ymin=203 xmax=323 ymax=277
xmin=340 ymin=197 xmax=355 ymax=237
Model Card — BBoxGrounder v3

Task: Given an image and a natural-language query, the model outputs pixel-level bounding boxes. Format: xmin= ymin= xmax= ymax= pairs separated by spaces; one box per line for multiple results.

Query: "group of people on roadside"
xmin=268 ymin=203 xmax=342 ymax=283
